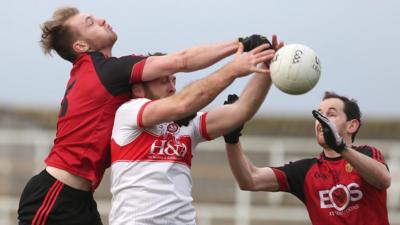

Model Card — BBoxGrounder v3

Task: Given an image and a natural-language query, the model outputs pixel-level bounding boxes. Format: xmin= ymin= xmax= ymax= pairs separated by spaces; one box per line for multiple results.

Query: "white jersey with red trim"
xmin=109 ymin=98 xmax=210 ymax=225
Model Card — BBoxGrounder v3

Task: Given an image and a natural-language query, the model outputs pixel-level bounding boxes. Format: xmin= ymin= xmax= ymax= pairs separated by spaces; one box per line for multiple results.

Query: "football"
xmin=270 ymin=44 xmax=321 ymax=95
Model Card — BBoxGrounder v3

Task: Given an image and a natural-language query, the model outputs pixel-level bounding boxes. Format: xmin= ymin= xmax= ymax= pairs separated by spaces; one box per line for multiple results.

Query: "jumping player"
xmin=17 ymin=6 xmax=273 ymax=225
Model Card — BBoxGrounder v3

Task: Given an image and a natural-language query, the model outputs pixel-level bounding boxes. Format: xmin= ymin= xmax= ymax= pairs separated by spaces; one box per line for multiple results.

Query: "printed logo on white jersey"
xmin=319 ymin=183 xmax=363 ymax=211
xmin=148 ymin=122 xmax=190 ymax=162
xmin=111 ymin=121 xmax=194 ymax=167
xmin=150 ymin=138 xmax=188 ymax=158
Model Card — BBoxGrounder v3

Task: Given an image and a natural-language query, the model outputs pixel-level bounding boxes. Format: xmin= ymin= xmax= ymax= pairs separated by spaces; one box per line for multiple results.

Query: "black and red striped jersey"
xmin=45 ymin=52 xmax=147 ymax=190
xmin=272 ymin=145 xmax=389 ymax=225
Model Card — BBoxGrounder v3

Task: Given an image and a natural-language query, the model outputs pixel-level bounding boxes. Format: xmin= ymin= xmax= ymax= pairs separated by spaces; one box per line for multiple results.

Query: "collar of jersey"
xmin=320 ymin=151 xmax=342 ymax=161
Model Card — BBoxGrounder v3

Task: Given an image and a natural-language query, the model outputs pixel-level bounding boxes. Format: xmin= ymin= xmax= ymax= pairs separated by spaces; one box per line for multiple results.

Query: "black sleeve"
xmin=90 ymin=52 xmax=147 ymax=96
xmin=356 ymin=145 xmax=373 ymax=157
xmin=355 ymin=145 xmax=389 ymax=170
xmin=274 ymin=158 xmax=318 ymax=203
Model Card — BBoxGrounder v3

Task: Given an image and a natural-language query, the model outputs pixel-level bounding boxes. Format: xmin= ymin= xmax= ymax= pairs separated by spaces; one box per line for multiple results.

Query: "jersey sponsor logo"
xmin=150 ymin=139 xmax=188 ymax=158
xmin=319 ymin=183 xmax=362 ymax=211
xmin=147 ymin=136 xmax=191 ymax=166
xmin=112 ymin=122 xmax=193 ymax=166
xmin=147 ymin=124 xmax=191 ymax=164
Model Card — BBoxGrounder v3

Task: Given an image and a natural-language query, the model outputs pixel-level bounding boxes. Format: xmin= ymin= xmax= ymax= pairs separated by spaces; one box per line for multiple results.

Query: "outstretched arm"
xmin=141 ymin=34 xmax=278 ymax=81
xmin=204 ymin=35 xmax=282 ymax=138
xmin=341 ymin=148 xmax=390 ymax=190
xmin=220 ymin=95 xmax=279 ymax=191
xmin=225 ymin=136 xmax=279 ymax=191
xmin=141 ymin=44 xmax=273 ymax=127
xmin=204 ymin=62 xmax=272 ymax=138
xmin=142 ymin=40 xmax=239 ymax=81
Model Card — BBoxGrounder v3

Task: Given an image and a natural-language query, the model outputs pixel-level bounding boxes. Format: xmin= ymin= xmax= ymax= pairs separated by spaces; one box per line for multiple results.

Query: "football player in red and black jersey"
xmin=224 ymin=91 xmax=391 ymax=225
xmin=17 ymin=6 xmax=277 ymax=225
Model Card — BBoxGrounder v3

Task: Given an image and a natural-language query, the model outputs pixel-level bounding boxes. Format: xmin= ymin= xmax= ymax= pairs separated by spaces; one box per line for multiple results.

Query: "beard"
xmin=142 ymin=83 xmax=160 ymax=100
xmin=87 ymin=31 xmax=117 ymax=52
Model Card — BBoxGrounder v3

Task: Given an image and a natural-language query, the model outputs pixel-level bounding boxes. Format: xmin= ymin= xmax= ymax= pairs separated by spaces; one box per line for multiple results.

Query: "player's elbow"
xmin=379 ymin=169 xmax=391 ymax=190
xmin=373 ymin=174 xmax=391 ymax=191
xmin=379 ymin=175 xmax=391 ymax=190
xmin=238 ymin=181 xmax=257 ymax=191
xmin=236 ymin=175 xmax=260 ymax=191
xmin=238 ymin=184 xmax=252 ymax=191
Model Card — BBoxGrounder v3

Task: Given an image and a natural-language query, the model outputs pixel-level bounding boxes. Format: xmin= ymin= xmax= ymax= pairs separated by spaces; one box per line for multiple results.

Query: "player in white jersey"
xmin=110 ymin=36 xmax=284 ymax=225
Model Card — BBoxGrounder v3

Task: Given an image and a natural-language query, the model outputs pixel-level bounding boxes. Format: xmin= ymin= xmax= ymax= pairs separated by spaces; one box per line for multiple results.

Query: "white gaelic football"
xmin=270 ymin=44 xmax=321 ymax=95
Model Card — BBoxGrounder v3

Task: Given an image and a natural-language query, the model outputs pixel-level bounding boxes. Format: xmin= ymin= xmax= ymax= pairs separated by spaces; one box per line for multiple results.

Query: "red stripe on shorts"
xmin=31 ymin=180 xmax=64 ymax=225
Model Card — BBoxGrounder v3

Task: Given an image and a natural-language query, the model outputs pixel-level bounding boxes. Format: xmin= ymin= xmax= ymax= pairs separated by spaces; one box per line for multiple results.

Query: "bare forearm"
xmin=226 ymin=142 xmax=280 ymax=191
xmin=141 ymin=40 xmax=239 ymax=81
xmin=181 ymin=40 xmax=240 ymax=72
xmin=226 ymin=143 xmax=257 ymax=189
xmin=167 ymin=63 xmax=238 ymax=120
xmin=142 ymin=43 xmax=272 ymax=127
xmin=236 ymin=72 xmax=272 ymax=121
xmin=341 ymin=148 xmax=391 ymax=190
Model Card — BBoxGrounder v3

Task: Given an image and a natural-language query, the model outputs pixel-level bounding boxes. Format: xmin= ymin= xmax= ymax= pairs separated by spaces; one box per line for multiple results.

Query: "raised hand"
xmin=271 ymin=34 xmax=284 ymax=51
xmin=231 ymin=42 xmax=275 ymax=77
xmin=312 ymin=110 xmax=346 ymax=153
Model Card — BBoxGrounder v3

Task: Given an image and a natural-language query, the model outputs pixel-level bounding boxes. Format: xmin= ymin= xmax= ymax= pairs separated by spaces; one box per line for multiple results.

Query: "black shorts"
xmin=18 ymin=169 xmax=103 ymax=225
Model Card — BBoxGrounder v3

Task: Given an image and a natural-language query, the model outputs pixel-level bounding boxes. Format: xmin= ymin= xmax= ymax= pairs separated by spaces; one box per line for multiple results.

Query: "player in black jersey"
xmin=223 ymin=91 xmax=390 ymax=225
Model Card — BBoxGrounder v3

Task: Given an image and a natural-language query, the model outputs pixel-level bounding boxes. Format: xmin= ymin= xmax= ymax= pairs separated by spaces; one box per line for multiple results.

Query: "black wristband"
xmin=224 ymin=134 xmax=240 ymax=144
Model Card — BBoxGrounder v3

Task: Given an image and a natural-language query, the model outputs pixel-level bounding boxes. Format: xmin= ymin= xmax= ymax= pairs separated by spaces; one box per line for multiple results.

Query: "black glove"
xmin=312 ymin=110 xmax=346 ymax=153
xmin=174 ymin=113 xmax=197 ymax=127
xmin=239 ymin=34 xmax=272 ymax=52
xmin=223 ymin=94 xmax=244 ymax=144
